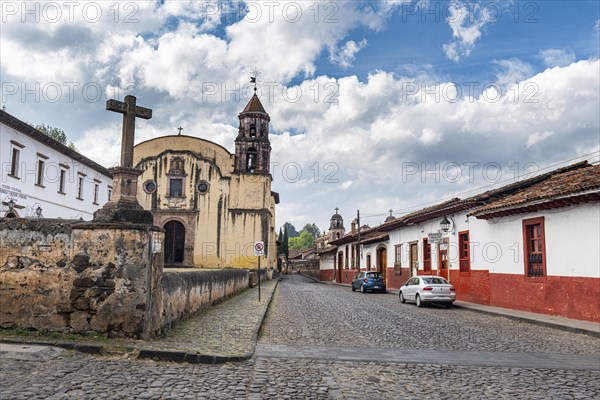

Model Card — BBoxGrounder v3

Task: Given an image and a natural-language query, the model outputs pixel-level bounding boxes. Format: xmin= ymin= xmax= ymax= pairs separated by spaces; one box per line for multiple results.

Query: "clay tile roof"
xmin=242 ymin=93 xmax=267 ymax=113
xmin=472 ymin=164 xmax=600 ymax=217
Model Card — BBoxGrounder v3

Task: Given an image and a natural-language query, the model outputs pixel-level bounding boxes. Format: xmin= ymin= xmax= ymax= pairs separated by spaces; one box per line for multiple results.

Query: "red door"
xmin=438 ymin=239 xmax=449 ymax=280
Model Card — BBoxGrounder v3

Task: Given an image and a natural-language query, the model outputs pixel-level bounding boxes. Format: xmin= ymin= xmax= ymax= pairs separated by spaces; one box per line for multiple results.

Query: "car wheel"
xmin=351 ymin=285 xmax=356 ymax=292
xmin=399 ymin=292 xmax=406 ymax=303
xmin=416 ymin=294 xmax=423 ymax=307
xmin=361 ymin=285 xmax=365 ymax=293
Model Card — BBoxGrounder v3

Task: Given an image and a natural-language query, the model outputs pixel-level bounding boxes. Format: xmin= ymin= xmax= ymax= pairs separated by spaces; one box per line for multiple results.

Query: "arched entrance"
xmin=377 ymin=246 xmax=387 ymax=282
xmin=164 ymin=220 xmax=185 ymax=265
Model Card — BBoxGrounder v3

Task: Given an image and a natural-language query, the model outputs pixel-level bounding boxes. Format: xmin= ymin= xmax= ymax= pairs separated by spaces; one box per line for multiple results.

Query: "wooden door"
xmin=409 ymin=243 xmax=418 ymax=277
xmin=377 ymin=247 xmax=387 ymax=282
xmin=438 ymin=238 xmax=449 ymax=280
xmin=337 ymin=252 xmax=343 ymax=282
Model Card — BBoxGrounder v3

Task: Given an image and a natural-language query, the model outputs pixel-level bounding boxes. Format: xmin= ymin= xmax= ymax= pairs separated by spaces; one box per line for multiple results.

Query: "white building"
xmin=323 ymin=161 xmax=600 ymax=322
xmin=1 ymin=110 xmax=113 ymax=220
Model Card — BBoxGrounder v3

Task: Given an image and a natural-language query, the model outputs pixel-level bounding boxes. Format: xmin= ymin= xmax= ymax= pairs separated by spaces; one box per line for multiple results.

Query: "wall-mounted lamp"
xmin=7 ymin=199 xmax=15 ymax=210
xmin=35 ymin=206 xmax=43 ymax=218
xmin=440 ymin=216 xmax=452 ymax=233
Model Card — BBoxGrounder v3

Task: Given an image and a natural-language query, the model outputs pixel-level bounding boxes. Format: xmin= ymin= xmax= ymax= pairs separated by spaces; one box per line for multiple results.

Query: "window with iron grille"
xmin=459 ymin=231 xmax=470 ymax=273
xmin=523 ymin=217 xmax=546 ymax=278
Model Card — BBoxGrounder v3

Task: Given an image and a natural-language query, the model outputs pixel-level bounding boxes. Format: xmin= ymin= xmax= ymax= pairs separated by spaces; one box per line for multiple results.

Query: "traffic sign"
xmin=254 ymin=241 xmax=265 ymax=256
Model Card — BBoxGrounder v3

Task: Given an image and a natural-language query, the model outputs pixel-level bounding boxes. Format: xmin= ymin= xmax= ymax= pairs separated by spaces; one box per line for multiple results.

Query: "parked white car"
xmin=399 ymin=276 xmax=456 ymax=307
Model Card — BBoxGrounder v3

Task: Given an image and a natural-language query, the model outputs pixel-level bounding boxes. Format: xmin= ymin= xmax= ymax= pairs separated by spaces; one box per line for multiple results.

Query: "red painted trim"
xmin=522 ymin=216 xmax=547 ymax=281
xmin=451 ymin=270 xmax=600 ymax=322
xmin=458 ymin=230 xmax=470 ymax=274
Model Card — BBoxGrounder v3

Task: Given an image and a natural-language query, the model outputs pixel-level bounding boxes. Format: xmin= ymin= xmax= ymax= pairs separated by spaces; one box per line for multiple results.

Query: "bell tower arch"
xmin=234 ymin=91 xmax=271 ymax=174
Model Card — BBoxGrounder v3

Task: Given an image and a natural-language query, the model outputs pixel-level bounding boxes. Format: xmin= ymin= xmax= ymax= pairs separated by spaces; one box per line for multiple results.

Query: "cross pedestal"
xmin=93 ymin=95 xmax=154 ymax=224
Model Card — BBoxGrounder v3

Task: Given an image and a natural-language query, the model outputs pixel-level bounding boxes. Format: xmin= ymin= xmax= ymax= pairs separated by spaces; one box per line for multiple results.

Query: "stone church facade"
xmin=133 ymin=94 xmax=278 ymax=269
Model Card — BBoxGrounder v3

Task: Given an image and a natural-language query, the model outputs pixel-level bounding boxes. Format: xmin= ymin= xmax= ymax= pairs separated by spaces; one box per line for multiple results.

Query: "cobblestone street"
xmin=1 ymin=275 xmax=599 ymax=399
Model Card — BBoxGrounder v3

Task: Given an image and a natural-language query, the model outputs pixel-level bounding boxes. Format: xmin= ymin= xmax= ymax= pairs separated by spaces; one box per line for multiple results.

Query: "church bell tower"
xmin=234 ymin=90 xmax=271 ymax=174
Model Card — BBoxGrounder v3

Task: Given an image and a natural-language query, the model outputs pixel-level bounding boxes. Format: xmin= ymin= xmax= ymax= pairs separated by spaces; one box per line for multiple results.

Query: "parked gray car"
xmin=399 ymin=276 xmax=456 ymax=307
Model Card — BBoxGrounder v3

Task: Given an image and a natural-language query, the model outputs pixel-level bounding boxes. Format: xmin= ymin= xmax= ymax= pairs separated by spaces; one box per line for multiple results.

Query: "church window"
xmin=246 ymin=147 xmax=257 ymax=172
xmin=169 ymin=178 xmax=183 ymax=197
xmin=249 ymin=123 xmax=256 ymax=137
xmin=107 ymin=186 xmax=112 ymax=201
xmin=196 ymin=181 xmax=209 ymax=194
xmin=143 ymin=179 xmax=157 ymax=194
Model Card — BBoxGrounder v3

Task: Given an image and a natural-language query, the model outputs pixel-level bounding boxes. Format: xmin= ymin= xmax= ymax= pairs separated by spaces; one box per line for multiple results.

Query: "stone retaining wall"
xmin=0 ymin=218 xmax=267 ymax=339
xmin=0 ymin=218 xmax=163 ymax=339
xmin=160 ymin=269 xmax=249 ymax=329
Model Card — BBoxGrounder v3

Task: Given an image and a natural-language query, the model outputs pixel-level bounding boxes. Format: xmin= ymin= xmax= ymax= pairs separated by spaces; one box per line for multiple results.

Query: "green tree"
xmin=288 ymin=231 xmax=315 ymax=250
xmin=34 ymin=124 xmax=78 ymax=151
xmin=283 ymin=222 xmax=299 ymax=238
xmin=302 ymin=223 xmax=320 ymax=237
xmin=282 ymin=226 xmax=289 ymax=259
xmin=277 ymin=228 xmax=283 ymax=255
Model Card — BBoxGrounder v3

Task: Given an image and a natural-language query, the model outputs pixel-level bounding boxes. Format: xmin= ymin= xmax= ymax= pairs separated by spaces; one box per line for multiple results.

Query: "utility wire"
xmin=359 ymin=150 xmax=600 ymax=220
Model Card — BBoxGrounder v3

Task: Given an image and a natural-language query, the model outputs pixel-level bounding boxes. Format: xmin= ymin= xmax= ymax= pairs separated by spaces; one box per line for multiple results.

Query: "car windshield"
xmin=422 ymin=277 xmax=448 ymax=285
xmin=366 ymin=272 xmax=382 ymax=279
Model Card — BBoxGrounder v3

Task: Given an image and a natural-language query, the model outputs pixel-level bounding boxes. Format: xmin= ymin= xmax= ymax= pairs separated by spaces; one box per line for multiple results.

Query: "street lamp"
xmin=440 ymin=216 xmax=451 ymax=233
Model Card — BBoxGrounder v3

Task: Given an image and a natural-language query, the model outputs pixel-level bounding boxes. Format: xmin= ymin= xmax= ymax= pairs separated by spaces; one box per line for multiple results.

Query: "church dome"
xmin=330 ymin=208 xmax=344 ymax=229
xmin=385 ymin=210 xmax=395 ymax=222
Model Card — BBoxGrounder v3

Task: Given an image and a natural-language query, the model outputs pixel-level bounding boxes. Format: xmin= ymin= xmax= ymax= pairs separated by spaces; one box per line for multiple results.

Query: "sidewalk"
xmin=301 ymin=274 xmax=600 ymax=338
xmin=0 ymin=278 xmax=279 ymax=364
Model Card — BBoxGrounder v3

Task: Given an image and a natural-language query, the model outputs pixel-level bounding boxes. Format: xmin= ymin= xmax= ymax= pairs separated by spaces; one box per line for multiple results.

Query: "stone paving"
xmin=260 ymin=276 xmax=600 ymax=355
xmin=1 ymin=346 xmax=599 ymax=399
xmin=1 ymin=274 xmax=599 ymax=399
xmin=129 ymin=278 xmax=278 ymax=358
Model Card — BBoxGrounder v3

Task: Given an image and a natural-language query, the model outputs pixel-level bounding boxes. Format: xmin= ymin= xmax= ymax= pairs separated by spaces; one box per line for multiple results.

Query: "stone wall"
xmin=0 ymin=218 xmax=163 ymax=339
xmin=159 ymin=269 xmax=248 ymax=329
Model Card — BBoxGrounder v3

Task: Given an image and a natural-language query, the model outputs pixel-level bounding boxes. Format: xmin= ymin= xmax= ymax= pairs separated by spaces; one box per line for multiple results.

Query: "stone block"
xmin=73 ymin=277 xmax=95 ymax=287
xmin=74 ymin=297 xmax=91 ymax=311
xmin=56 ymin=303 xmax=73 ymax=313
xmin=70 ymin=312 xmax=90 ymax=331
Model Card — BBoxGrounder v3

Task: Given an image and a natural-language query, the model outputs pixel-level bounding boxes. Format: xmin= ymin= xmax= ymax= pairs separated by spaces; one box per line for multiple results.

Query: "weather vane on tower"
xmin=250 ymin=67 xmax=261 ymax=93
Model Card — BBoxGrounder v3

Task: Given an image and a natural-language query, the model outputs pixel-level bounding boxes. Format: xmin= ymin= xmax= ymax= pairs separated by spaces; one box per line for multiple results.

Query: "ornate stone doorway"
xmin=164 ymin=220 xmax=185 ymax=264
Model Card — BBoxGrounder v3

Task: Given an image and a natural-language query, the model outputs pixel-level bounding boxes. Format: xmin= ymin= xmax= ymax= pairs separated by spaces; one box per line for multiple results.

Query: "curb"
xmin=450 ymin=303 xmax=600 ymax=338
xmin=0 ymin=337 xmax=104 ymax=354
xmin=136 ymin=349 xmax=252 ymax=364
xmin=249 ymin=276 xmax=279 ymax=355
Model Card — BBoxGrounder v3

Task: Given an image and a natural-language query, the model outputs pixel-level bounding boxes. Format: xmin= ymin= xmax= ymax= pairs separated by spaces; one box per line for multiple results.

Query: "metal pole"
xmin=258 ymin=256 xmax=261 ymax=302
xmin=357 ymin=210 xmax=361 ymax=271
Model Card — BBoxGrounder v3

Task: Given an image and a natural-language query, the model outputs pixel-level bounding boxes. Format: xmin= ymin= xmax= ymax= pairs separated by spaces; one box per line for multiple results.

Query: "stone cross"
xmin=178 ymin=127 xmax=183 ymax=135
xmin=106 ymin=95 xmax=152 ymax=168
xmin=335 ymin=207 xmax=339 ymax=214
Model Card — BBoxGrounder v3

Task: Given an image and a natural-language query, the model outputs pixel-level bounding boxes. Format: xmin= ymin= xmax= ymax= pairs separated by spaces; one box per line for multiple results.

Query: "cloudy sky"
xmin=2 ymin=0 xmax=599 ymax=232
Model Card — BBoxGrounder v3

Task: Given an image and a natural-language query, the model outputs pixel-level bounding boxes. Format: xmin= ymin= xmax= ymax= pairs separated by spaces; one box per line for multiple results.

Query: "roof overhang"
xmin=473 ymin=192 xmax=600 ymax=220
